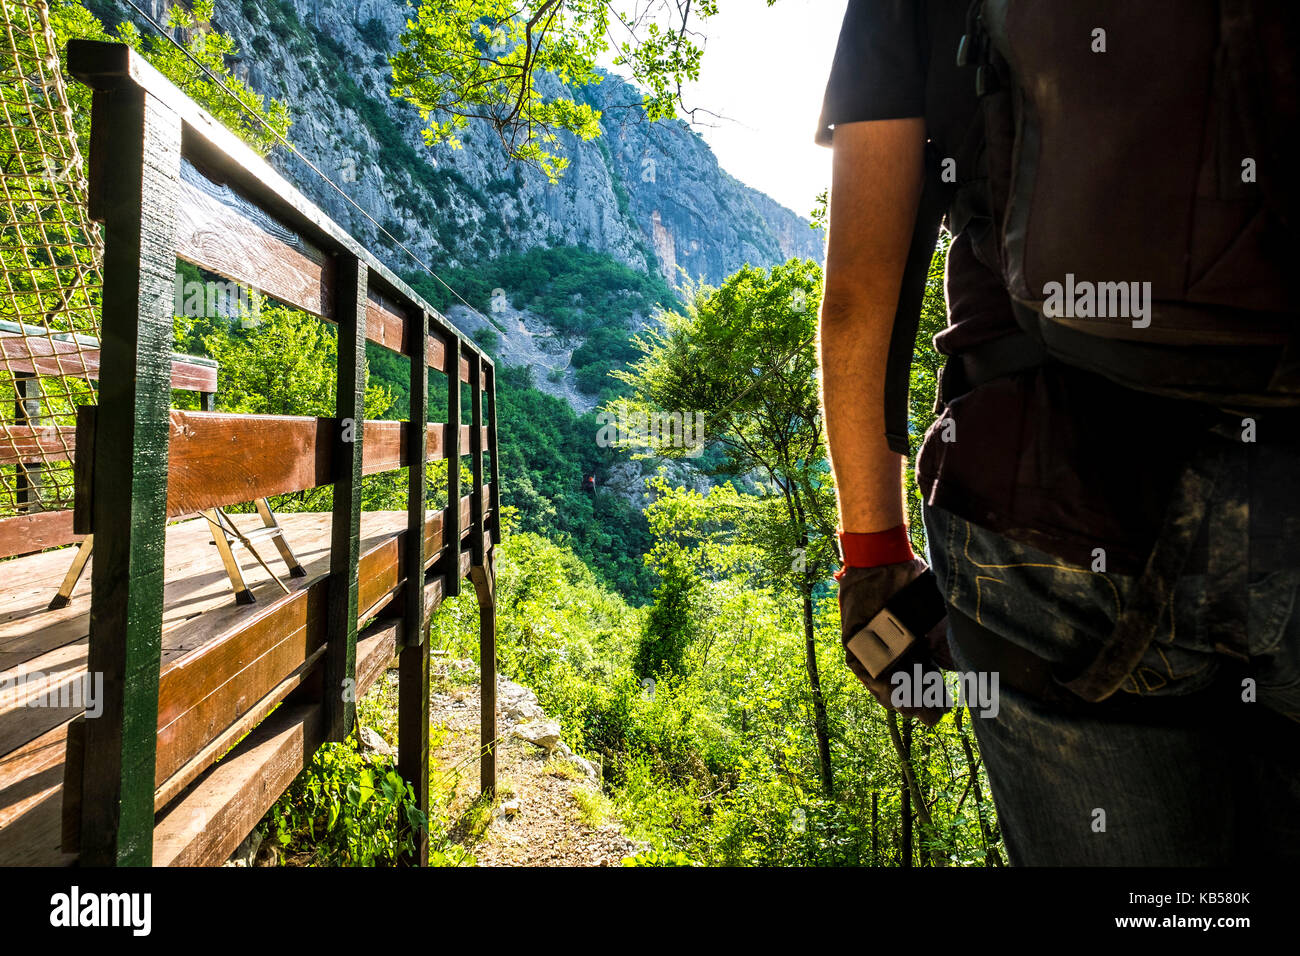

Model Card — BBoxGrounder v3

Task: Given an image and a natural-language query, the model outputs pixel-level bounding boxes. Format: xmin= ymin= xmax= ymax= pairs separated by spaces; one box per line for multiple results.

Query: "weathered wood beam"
xmin=0 ymin=510 xmax=82 ymax=560
xmin=70 ymin=409 xmax=455 ymax=523
xmin=75 ymin=77 xmax=181 ymax=868
xmin=468 ymin=354 xmax=495 ymax=796
xmin=487 ymin=364 xmax=502 ymax=547
xmin=444 ymin=337 xmax=462 ymax=601
xmin=0 ymin=332 xmax=216 ymax=392
xmin=399 ymin=307 xmax=431 ymax=865
xmin=324 ymin=255 xmax=366 ymax=741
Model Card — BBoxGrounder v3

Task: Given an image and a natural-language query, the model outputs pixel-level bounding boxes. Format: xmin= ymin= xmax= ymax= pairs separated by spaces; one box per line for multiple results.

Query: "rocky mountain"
xmin=124 ymin=0 xmax=822 ymax=288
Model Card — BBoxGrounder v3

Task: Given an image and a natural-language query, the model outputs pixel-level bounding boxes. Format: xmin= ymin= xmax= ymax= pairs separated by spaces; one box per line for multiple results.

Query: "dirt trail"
xmin=429 ymin=666 xmax=642 ymax=867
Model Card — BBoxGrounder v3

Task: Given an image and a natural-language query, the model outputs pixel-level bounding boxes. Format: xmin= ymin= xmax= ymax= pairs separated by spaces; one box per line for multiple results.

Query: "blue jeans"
xmin=923 ymin=500 xmax=1300 ymax=866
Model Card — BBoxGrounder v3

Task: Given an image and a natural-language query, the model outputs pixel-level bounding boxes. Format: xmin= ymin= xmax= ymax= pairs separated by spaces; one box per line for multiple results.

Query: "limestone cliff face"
xmin=129 ymin=0 xmax=824 ymax=289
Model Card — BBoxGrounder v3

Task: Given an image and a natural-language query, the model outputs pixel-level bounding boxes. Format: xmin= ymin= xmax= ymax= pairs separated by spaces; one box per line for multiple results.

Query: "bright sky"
xmin=673 ymin=0 xmax=850 ymax=218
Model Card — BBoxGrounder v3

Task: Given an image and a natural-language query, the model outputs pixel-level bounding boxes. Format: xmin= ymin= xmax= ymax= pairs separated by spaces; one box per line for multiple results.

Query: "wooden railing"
xmin=62 ymin=39 xmax=501 ymax=866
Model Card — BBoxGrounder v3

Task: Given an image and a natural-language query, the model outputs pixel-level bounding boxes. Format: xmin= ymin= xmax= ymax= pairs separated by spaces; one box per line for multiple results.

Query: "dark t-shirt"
xmin=814 ymin=0 xmax=1206 ymax=574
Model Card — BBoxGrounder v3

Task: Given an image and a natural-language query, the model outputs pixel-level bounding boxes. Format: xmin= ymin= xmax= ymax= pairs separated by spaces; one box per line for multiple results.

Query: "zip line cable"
xmin=118 ymin=0 xmax=493 ymax=328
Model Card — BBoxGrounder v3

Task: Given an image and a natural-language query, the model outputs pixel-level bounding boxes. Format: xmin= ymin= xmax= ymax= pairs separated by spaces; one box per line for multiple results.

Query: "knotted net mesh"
xmin=0 ymin=0 xmax=101 ymax=515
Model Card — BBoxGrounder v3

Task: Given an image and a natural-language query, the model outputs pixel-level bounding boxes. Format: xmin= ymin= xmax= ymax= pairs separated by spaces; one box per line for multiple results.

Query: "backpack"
xmin=960 ymin=0 xmax=1300 ymax=408
xmin=880 ymin=1 xmax=1300 ymax=702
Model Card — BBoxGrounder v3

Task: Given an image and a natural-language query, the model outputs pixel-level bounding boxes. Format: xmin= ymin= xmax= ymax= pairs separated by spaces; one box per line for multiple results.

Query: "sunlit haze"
xmin=606 ymin=0 xmax=849 ymax=221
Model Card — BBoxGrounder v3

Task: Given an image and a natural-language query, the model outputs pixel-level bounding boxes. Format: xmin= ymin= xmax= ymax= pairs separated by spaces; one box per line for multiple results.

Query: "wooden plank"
xmin=151 ymin=614 xmax=406 ymax=867
xmin=361 ymin=421 xmax=448 ymax=476
xmin=37 ymin=509 xmax=445 ymax=816
xmin=68 ymin=42 xmax=493 ymax=393
xmin=455 ymin=424 xmax=488 ymax=451
xmin=0 ymin=639 xmax=89 ymax=757
xmin=152 ymin=703 xmax=324 ymax=867
xmin=78 ymin=80 xmax=180 ymax=868
xmin=153 ymin=645 xmax=325 ymax=810
xmin=0 ymin=719 xmax=71 ymax=830
xmin=75 ymin=411 xmax=448 ymax=518
xmin=169 ymin=357 xmax=218 ymax=394
xmin=149 ymin=498 xmax=473 ymax=796
xmin=177 ymin=158 xmax=458 ymax=370
xmin=0 ymin=720 xmax=77 ymax=865
xmin=176 ymin=159 xmax=332 ymax=319
xmin=177 ymin=160 xmax=421 ymax=365
xmin=1 ymin=510 xmax=464 ymax=862
xmin=0 ymin=332 xmax=94 ymax=378
xmin=324 ymin=254 xmax=366 ymax=741
xmin=153 ymin=586 xmax=328 ymax=787
xmin=0 ymin=510 xmax=82 ymax=560
xmin=0 ymin=332 xmax=216 ymax=392
xmin=158 ymin=412 xmax=329 ymax=514
xmin=426 ymin=333 xmax=472 ymax=384
xmin=0 ymin=425 xmax=75 ymax=466
xmin=366 ymin=288 xmax=408 ymax=355
xmin=356 ymin=619 xmax=399 ymax=700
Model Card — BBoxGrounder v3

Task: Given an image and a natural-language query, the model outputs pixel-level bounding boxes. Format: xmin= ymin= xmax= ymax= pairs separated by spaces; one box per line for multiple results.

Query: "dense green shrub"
xmin=268 ymin=735 xmax=427 ymax=866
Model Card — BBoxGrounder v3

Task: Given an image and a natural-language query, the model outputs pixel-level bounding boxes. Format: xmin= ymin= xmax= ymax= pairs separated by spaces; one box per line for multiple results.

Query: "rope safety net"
xmin=0 ymin=0 xmax=101 ymax=518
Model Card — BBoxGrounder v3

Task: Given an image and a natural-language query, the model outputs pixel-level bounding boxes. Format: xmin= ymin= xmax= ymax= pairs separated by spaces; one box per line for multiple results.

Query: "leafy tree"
xmin=634 ymin=481 xmax=702 ymax=677
xmin=491 ymin=364 xmax=655 ymax=599
xmin=52 ymin=0 xmax=291 ymax=155
xmin=614 ymin=258 xmax=841 ymax=797
xmin=390 ymin=0 xmax=779 ymax=181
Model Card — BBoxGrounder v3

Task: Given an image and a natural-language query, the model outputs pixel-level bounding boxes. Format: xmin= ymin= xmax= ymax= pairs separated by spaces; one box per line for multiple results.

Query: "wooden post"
xmin=325 ymin=254 xmax=367 ymax=741
xmin=398 ymin=309 xmax=430 ymax=865
xmin=472 ymin=574 xmax=497 ymax=798
xmin=468 ymin=354 xmax=495 ymax=797
xmin=14 ymin=373 xmax=41 ymax=512
xmin=469 ymin=355 xmax=485 ymax=568
xmin=443 ymin=336 xmax=461 ymax=599
xmin=76 ymin=79 xmax=181 ymax=866
xmin=485 ymin=362 xmax=501 ymax=547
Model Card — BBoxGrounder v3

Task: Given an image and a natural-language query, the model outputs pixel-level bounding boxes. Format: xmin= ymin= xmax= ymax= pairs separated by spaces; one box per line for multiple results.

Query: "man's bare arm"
xmin=819 ymin=118 xmax=926 ymax=533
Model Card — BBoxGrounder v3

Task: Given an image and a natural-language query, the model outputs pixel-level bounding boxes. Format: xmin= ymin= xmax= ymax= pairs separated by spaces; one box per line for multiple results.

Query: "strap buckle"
xmin=847 ymin=608 xmax=918 ymax=679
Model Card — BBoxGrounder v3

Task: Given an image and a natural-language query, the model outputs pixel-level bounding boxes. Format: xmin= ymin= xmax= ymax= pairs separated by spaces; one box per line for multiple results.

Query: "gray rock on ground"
xmin=358 ymin=725 xmax=396 ymax=758
xmin=514 ymin=718 xmax=563 ymax=753
xmin=497 ymin=677 xmax=546 ymax=726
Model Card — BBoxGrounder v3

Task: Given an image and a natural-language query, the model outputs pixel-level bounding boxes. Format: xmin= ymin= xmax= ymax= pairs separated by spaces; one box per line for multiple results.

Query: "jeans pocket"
xmin=932 ymin=509 xmax=1127 ymax=669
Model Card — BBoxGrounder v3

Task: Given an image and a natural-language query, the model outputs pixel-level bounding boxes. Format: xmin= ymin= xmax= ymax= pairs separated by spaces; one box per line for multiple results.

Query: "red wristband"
xmin=836 ymin=525 xmax=914 ymax=576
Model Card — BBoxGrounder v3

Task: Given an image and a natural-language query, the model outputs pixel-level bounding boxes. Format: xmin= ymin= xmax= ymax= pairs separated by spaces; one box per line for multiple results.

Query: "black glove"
xmin=837 ymin=558 xmax=953 ymax=727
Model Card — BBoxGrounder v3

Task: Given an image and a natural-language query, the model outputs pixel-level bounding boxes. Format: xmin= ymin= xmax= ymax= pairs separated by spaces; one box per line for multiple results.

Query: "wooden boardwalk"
xmin=0 ymin=40 xmax=502 ymax=866
xmin=0 ymin=509 xmax=461 ymax=865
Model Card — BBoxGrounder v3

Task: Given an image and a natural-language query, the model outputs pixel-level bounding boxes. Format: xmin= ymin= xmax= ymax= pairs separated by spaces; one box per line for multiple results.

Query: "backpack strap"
xmin=884 ymin=147 xmax=949 ymax=456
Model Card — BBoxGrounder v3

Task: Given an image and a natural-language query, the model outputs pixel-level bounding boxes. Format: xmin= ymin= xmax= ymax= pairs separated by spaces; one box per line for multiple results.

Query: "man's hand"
xmin=819 ymin=118 xmax=948 ymax=723
xmin=838 ymin=558 xmax=953 ymax=727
